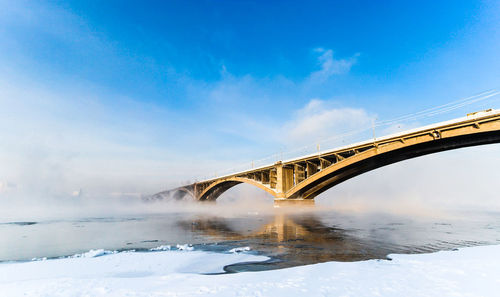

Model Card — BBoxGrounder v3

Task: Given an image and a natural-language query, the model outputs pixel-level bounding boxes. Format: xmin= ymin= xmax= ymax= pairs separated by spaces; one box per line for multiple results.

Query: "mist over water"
xmin=1 ymin=144 xmax=500 ymax=272
xmin=2 ymin=143 xmax=500 ymax=222
xmin=1 ymin=191 xmax=500 ymax=273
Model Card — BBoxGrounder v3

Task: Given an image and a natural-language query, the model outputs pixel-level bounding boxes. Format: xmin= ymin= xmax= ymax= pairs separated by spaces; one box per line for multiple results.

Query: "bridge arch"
xmin=173 ymin=187 xmax=196 ymax=200
xmin=286 ymin=130 xmax=500 ymax=200
xmin=198 ymin=177 xmax=278 ymax=201
xmin=154 ymin=111 xmax=500 ymax=203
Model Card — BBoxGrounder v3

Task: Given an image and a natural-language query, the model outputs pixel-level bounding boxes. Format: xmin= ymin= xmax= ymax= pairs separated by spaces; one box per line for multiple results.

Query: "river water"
xmin=1 ymin=203 xmax=500 ymax=272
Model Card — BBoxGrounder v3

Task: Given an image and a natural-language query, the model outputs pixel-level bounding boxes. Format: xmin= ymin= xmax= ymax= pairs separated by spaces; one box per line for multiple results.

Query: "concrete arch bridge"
xmin=151 ymin=109 xmax=500 ymax=204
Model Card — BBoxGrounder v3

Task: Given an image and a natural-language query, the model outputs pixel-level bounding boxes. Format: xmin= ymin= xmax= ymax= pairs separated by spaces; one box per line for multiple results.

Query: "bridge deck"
xmin=151 ymin=109 xmax=500 ymax=202
xmin=201 ymin=109 xmax=500 ymax=183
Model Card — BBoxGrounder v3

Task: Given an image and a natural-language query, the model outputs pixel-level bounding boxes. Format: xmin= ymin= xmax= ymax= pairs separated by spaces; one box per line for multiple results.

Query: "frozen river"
xmin=2 ymin=204 xmax=500 ymax=272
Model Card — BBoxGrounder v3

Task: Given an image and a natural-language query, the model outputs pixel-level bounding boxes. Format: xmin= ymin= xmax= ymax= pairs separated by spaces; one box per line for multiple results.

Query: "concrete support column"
xmin=306 ymin=162 xmax=318 ymax=177
xmin=294 ymin=164 xmax=305 ymax=185
xmin=269 ymin=169 xmax=277 ymax=189
xmin=276 ymin=163 xmax=293 ymax=197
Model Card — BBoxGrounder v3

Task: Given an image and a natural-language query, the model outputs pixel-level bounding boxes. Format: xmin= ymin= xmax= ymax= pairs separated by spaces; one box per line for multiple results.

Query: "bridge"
xmin=152 ymin=109 xmax=500 ymax=204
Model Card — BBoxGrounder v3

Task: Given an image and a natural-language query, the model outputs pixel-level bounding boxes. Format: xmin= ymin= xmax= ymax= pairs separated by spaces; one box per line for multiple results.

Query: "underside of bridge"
xmin=150 ymin=111 xmax=500 ymax=204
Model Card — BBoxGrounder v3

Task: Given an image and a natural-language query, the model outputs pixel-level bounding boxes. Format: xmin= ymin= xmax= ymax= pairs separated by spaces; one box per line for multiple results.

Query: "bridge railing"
xmin=189 ymin=89 xmax=500 ymax=184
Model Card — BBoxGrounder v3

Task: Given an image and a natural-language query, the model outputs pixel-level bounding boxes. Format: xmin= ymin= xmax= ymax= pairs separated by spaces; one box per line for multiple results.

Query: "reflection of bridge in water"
xmin=154 ymin=109 xmax=500 ymax=204
xmin=177 ymin=211 xmax=497 ymax=270
xmin=179 ymin=212 xmax=385 ymax=267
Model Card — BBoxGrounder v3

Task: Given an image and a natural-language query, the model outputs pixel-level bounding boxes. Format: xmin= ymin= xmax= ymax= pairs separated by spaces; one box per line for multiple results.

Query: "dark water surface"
xmin=1 ymin=206 xmax=500 ymax=272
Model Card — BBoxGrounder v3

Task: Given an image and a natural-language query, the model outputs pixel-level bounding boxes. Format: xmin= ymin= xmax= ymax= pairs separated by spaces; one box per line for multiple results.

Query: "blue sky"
xmin=1 ymin=0 xmax=500 ymax=206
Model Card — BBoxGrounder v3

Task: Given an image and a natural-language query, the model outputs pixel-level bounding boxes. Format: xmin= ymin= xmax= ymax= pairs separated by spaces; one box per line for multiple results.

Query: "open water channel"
xmin=1 ymin=203 xmax=500 ymax=272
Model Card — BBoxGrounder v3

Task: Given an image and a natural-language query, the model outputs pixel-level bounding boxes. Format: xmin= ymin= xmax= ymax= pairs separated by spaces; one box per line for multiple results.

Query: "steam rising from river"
xmin=2 ymin=142 xmax=500 ymax=223
xmin=2 ymin=77 xmax=500 ymax=223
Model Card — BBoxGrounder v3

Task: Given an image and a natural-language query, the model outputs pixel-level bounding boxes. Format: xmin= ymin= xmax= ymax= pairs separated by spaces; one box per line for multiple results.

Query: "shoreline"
xmin=1 ymin=243 xmax=500 ymax=296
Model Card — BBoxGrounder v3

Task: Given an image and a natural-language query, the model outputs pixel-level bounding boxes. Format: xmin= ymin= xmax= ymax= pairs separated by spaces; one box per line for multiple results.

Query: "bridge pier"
xmin=273 ymin=199 xmax=315 ymax=208
xmin=275 ymin=162 xmax=294 ymax=198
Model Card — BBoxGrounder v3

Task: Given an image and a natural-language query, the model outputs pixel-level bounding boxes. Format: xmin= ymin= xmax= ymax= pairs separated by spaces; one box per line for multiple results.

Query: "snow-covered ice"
xmin=176 ymin=243 xmax=194 ymax=251
xmin=1 ymin=244 xmax=500 ymax=297
xmin=70 ymin=248 xmax=117 ymax=258
xmin=229 ymin=246 xmax=251 ymax=253
xmin=150 ymin=245 xmax=171 ymax=251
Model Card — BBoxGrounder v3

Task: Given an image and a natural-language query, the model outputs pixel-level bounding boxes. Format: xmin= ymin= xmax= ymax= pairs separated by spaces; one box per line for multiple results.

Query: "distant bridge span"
xmin=152 ymin=109 xmax=500 ymax=203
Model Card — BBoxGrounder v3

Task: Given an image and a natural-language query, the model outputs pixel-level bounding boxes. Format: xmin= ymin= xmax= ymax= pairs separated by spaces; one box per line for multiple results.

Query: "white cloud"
xmin=283 ymin=99 xmax=375 ymax=146
xmin=308 ymin=48 xmax=358 ymax=83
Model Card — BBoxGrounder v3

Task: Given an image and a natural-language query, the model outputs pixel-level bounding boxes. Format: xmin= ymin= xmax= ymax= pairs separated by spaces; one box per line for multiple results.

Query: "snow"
xmin=70 ymin=249 xmax=117 ymax=258
xmin=176 ymin=243 xmax=194 ymax=251
xmin=229 ymin=246 xmax=251 ymax=253
xmin=1 ymin=244 xmax=500 ymax=297
xmin=150 ymin=245 xmax=171 ymax=251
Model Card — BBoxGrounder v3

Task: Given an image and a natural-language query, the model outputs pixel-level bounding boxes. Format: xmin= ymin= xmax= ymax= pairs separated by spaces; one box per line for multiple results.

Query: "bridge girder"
xmin=156 ymin=110 xmax=500 ymax=202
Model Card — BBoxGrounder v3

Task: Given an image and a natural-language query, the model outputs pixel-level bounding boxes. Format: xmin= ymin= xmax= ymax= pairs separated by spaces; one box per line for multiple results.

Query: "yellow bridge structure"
xmin=152 ymin=109 xmax=500 ymax=204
